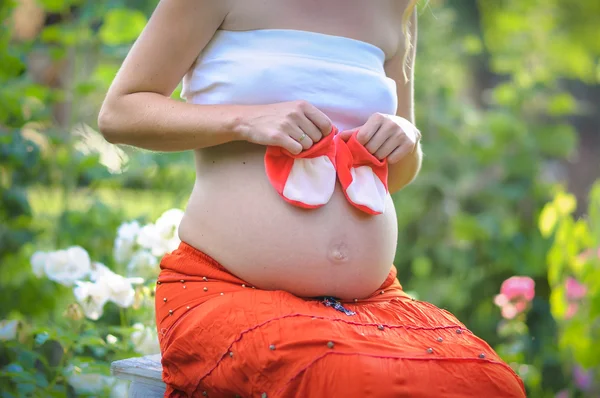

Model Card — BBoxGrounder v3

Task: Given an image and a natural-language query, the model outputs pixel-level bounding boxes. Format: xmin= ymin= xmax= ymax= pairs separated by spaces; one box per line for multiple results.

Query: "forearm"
xmin=98 ymin=92 xmax=245 ymax=151
xmin=388 ymin=142 xmax=422 ymax=194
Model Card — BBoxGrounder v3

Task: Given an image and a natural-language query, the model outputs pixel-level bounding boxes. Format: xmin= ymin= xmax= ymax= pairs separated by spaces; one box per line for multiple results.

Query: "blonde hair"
xmin=402 ymin=0 xmax=418 ymax=81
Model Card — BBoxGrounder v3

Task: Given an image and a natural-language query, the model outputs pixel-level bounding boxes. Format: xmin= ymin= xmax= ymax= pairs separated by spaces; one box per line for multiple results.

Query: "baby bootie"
xmin=264 ymin=127 xmax=337 ymax=209
xmin=335 ymin=131 xmax=388 ymax=215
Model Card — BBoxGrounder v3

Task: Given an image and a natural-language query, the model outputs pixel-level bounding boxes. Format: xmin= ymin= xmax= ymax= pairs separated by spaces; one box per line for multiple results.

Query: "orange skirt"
xmin=156 ymin=243 xmax=526 ymax=398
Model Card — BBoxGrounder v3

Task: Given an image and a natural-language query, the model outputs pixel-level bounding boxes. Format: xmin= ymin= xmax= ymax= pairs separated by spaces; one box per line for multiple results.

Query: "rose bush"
xmin=492 ymin=184 xmax=600 ymax=397
xmin=1 ymin=208 xmax=181 ymax=396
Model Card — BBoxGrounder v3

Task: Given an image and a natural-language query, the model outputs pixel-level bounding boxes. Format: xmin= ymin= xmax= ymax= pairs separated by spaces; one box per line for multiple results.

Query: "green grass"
xmin=28 ymin=186 xmax=186 ymax=221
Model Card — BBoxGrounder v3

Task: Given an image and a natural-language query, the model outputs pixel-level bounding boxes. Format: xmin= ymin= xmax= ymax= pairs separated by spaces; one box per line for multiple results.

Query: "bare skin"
xmin=98 ymin=0 xmax=420 ymax=299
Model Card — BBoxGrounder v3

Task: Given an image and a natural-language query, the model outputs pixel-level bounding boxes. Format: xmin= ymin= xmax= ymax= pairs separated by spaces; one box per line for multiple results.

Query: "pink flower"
xmin=573 ymin=365 xmax=593 ymax=391
xmin=565 ymin=277 xmax=587 ymax=300
xmin=494 ymin=276 xmax=535 ymax=320
xmin=565 ymin=302 xmax=579 ymax=320
xmin=501 ymin=304 xmax=518 ymax=320
xmin=515 ymin=300 xmax=528 ymax=313
xmin=493 ymin=294 xmax=508 ymax=307
xmin=554 ymin=389 xmax=569 ymax=398
xmin=501 ymin=276 xmax=535 ymax=301
xmin=577 ymin=247 xmax=600 ymax=263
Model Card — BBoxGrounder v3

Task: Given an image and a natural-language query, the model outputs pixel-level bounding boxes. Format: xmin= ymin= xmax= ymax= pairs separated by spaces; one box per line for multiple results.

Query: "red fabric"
xmin=334 ymin=130 xmax=389 ymax=215
xmin=156 ymin=243 xmax=526 ymax=398
xmin=264 ymin=127 xmax=338 ymax=209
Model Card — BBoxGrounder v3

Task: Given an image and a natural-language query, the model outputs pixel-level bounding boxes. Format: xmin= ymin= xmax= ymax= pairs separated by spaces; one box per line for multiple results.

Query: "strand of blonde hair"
xmin=402 ymin=0 xmax=418 ymax=81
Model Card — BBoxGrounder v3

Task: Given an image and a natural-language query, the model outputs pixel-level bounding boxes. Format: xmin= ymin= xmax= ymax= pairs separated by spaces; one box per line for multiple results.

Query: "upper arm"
xmin=384 ymin=7 xmax=417 ymax=123
xmin=105 ymin=0 xmax=231 ymax=99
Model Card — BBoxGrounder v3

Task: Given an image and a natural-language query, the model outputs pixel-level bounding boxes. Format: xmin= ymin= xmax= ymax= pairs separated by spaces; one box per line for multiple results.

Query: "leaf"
xmin=462 ymin=35 xmax=483 ymax=55
xmin=535 ymin=124 xmax=577 ymax=158
xmin=492 ymin=83 xmax=519 ymax=107
xmin=547 ymin=245 xmax=563 ymax=287
xmin=555 ymin=192 xmax=576 ymax=216
xmin=92 ymin=64 xmax=120 ymax=88
xmin=75 ymin=82 xmax=98 ymax=96
xmin=41 ymin=25 xmax=93 ymax=46
xmin=75 ymin=336 xmax=107 ymax=349
xmin=560 ymin=320 xmax=596 ymax=368
xmin=539 ymin=205 xmax=557 ymax=238
xmin=549 ymin=285 xmax=567 ymax=320
xmin=34 ymin=332 xmax=49 ymax=346
xmin=547 ymin=93 xmax=576 ymax=116
xmin=411 ymin=256 xmax=432 ymax=278
xmin=15 ymin=383 xmax=35 ymax=396
xmin=99 ymin=9 xmax=147 ymax=46
xmin=452 ymin=213 xmax=491 ymax=241
xmin=38 ymin=0 xmax=70 ymax=12
xmin=588 ymin=181 xmax=600 ymax=241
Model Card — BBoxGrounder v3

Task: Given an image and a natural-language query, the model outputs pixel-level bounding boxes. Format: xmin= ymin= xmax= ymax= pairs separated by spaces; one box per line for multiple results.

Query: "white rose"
xmin=113 ymin=237 xmax=134 ymax=264
xmin=102 ymin=272 xmax=135 ymax=308
xmin=30 ymin=251 xmax=47 ymax=278
xmin=44 ymin=246 xmax=91 ymax=286
xmin=0 ymin=320 xmax=19 ymax=341
xmin=127 ymin=250 xmax=159 ymax=278
xmin=131 ymin=323 xmax=160 ymax=355
xmin=65 ymin=364 xmax=112 ymax=394
xmin=136 ymin=224 xmax=164 ymax=256
xmin=73 ymin=281 xmax=110 ymax=320
xmin=155 ymin=209 xmax=184 ymax=239
xmin=135 ymin=210 xmax=183 ymax=257
xmin=90 ymin=262 xmax=113 ymax=282
xmin=114 ymin=221 xmax=141 ymax=264
xmin=117 ymin=221 xmax=141 ymax=242
xmin=88 ymin=264 xmax=136 ymax=309
xmin=109 ymin=379 xmax=130 ymax=398
xmin=166 ymin=236 xmax=181 ymax=254
xmin=106 ymin=334 xmax=118 ymax=344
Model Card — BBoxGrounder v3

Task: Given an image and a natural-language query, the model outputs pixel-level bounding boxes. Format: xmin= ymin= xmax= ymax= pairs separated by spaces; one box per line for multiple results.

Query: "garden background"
xmin=1 ymin=0 xmax=599 ymax=397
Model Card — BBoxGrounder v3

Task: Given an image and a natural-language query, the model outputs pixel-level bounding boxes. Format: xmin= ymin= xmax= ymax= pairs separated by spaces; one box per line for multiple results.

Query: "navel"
xmin=327 ymin=239 xmax=350 ymax=264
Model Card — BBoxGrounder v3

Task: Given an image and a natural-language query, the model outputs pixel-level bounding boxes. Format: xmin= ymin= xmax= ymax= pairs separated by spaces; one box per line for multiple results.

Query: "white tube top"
xmin=181 ymin=29 xmax=398 ymax=131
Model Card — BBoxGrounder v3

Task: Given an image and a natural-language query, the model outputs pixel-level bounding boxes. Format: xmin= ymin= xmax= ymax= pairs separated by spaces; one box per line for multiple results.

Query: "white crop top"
xmin=181 ymin=29 xmax=398 ymax=131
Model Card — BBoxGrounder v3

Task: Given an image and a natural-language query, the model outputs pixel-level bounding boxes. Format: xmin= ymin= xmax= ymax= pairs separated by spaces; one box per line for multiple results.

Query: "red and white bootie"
xmin=264 ymin=127 xmax=338 ymax=209
xmin=335 ymin=130 xmax=388 ymax=215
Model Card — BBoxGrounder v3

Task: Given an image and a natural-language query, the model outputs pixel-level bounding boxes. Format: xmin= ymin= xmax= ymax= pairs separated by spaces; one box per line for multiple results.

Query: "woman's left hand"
xmin=339 ymin=113 xmax=421 ymax=164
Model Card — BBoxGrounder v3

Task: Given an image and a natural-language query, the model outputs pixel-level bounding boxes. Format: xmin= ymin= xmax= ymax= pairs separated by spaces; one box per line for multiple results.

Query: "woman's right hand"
xmin=236 ymin=100 xmax=333 ymax=155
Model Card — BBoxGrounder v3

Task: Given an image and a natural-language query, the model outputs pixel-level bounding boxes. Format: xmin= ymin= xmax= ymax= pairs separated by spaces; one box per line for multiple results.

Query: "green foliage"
xmin=393 ymin=2 xmax=597 ymax=396
xmin=99 ymin=9 xmax=147 ymax=45
xmin=541 ymin=185 xmax=600 ymax=373
xmin=479 ymin=0 xmax=600 ymax=84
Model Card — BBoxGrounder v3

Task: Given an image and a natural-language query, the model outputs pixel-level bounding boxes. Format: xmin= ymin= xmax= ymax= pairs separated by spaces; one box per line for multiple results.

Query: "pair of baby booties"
xmin=264 ymin=127 xmax=389 ymax=215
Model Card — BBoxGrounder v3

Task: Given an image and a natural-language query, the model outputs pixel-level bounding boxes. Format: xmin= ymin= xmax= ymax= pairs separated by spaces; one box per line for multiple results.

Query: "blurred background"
xmin=1 ymin=0 xmax=599 ymax=397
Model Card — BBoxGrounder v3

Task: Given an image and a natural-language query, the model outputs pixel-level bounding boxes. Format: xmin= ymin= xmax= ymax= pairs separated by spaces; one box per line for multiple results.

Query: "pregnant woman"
xmin=99 ymin=0 xmax=526 ymax=397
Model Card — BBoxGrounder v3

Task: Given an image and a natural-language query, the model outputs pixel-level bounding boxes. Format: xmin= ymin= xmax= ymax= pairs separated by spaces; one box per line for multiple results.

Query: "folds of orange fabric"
xmin=155 ymin=243 xmax=527 ymax=398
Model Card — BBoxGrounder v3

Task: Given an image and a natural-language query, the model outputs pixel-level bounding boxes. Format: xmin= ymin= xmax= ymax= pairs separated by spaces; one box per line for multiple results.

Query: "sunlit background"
xmin=1 ymin=0 xmax=599 ymax=397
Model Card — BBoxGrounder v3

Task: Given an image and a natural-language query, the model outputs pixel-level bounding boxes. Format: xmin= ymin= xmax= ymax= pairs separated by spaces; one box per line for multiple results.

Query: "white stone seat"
xmin=111 ymin=355 xmax=166 ymax=398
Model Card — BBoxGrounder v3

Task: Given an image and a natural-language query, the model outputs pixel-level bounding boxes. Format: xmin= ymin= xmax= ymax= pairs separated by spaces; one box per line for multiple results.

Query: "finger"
xmin=374 ymin=134 xmax=406 ymax=160
xmin=302 ymin=103 xmax=333 ymax=136
xmin=278 ymin=135 xmax=304 ymax=155
xmin=296 ymin=115 xmax=323 ymax=143
xmin=364 ymin=124 xmax=394 ymax=154
xmin=356 ymin=115 xmax=383 ymax=145
xmin=290 ymin=125 xmax=314 ymax=150
xmin=338 ymin=129 xmax=354 ymax=141
xmin=395 ymin=117 xmax=420 ymax=142
xmin=387 ymin=142 xmax=413 ymax=164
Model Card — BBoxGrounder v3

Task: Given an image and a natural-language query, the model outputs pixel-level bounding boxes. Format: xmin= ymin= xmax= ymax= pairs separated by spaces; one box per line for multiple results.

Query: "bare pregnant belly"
xmin=178 ymin=142 xmax=398 ymax=299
